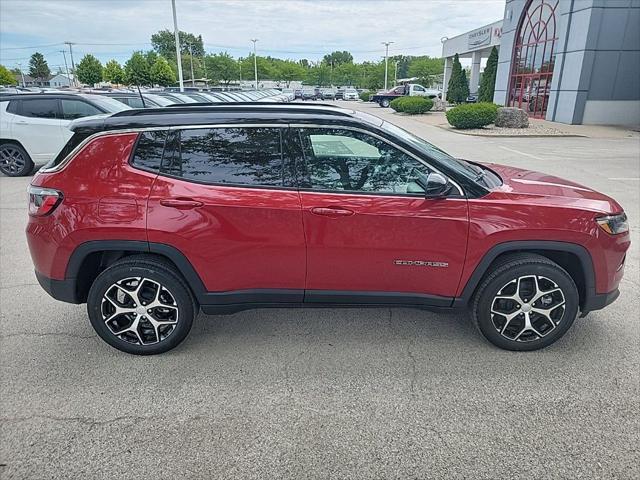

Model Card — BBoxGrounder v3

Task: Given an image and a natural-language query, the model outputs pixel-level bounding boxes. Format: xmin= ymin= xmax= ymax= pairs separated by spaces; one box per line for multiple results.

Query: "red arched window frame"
xmin=508 ymin=0 xmax=559 ymax=118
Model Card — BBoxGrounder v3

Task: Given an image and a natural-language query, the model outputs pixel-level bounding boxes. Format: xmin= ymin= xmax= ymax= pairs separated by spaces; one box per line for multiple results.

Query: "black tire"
xmin=0 ymin=142 xmax=34 ymax=177
xmin=380 ymin=99 xmax=390 ymax=108
xmin=87 ymin=256 xmax=197 ymax=355
xmin=471 ymin=253 xmax=579 ymax=351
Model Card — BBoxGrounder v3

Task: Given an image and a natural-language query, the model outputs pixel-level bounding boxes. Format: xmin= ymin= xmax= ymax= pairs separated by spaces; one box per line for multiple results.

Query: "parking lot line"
xmin=497 ymin=145 xmax=544 ymax=160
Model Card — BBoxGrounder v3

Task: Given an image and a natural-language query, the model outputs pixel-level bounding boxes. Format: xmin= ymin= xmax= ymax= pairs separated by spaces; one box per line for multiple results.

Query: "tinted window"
xmin=20 ymin=99 xmax=59 ymax=119
xmin=60 ymin=99 xmax=103 ymax=119
xmin=132 ymin=131 xmax=167 ymax=172
xmin=299 ymin=128 xmax=430 ymax=195
xmin=163 ymin=127 xmax=283 ymax=186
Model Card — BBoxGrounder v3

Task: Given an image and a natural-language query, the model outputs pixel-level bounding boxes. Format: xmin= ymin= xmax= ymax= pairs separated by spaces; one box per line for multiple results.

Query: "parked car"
xmin=372 ymin=84 xmax=439 ymax=107
xmin=154 ymin=92 xmax=199 ymax=104
xmin=335 ymin=87 xmax=345 ymax=100
xmin=465 ymin=95 xmax=478 ymax=103
xmin=26 ymin=103 xmax=629 ymax=354
xmin=0 ymin=93 xmax=129 ymax=176
xmin=101 ymin=92 xmax=176 ymax=108
xmin=321 ymin=88 xmax=336 ymax=100
xmin=342 ymin=88 xmax=359 ymax=101
xmin=281 ymin=88 xmax=295 ymax=101
xmin=301 ymin=87 xmax=317 ymax=100
xmin=294 ymin=88 xmax=303 ymax=99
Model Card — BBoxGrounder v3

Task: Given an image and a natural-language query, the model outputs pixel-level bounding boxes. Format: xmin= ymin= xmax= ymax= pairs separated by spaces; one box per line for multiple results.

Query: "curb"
xmin=433 ymin=124 xmax=588 ymax=138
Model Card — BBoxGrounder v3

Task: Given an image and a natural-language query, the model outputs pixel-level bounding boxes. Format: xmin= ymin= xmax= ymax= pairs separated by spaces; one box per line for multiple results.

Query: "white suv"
xmin=0 ymin=93 xmax=129 ymax=176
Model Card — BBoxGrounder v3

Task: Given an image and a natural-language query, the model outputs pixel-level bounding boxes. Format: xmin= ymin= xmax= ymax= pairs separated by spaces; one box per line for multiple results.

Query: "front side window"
xmin=20 ymin=99 xmax=59 ymax=119
xmin=60 ymin=99 xmax=103 ymax=119
xmin=162 ymin=127 xmax=284 ymax=187
xmin=298 ymin=128 xmax=430 ymax=195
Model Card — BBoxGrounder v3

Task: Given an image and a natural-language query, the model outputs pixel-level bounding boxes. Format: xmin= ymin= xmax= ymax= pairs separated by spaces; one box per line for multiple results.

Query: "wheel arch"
xmin=66 ymin=241 xmax=206 ymax=303
xmin=456 ymin=241 xmax=595 ymax=311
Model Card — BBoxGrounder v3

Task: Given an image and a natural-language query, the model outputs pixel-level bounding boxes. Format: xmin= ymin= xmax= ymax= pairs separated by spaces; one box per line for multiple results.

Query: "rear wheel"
xmin=87 ymin=256 xmax=196 ymax=355
xmin=0 ymin=143 xmax=34 ymax=177
xmin=471 ymin=254 xmax=579 ymax=351
xmin=380 ymin=98 xmax=390 ymax=108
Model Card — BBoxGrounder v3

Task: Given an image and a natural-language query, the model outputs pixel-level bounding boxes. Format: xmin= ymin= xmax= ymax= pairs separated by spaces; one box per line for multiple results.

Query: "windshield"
xmin=379 ymin=121 xmax=499 ymax=186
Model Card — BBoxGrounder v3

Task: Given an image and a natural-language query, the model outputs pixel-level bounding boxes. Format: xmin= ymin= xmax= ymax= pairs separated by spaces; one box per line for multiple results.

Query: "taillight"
xmin=28 ymin=186 xmax=63 ymax=217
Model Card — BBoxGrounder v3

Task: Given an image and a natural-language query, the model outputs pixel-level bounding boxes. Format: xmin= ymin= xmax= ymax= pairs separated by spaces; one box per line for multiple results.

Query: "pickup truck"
xmin=371 ymin=83 xmax=440 ymax=107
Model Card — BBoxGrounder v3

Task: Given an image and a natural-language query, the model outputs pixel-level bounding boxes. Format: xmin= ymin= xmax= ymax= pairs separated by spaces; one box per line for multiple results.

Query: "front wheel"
xmin=87 ymin=256 xmax=196 ymax=355
xmin=0 ymin=143 xmax=34 ymax=177
xmin=471 ymin=254 xmax=579 ymax=351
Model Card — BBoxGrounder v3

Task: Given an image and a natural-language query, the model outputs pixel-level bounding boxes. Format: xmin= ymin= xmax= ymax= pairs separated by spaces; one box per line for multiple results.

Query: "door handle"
xmin=310 ymin=206 xmax=354 ymax=217
xmin=160 ymin=198 xmax=204 ymax=209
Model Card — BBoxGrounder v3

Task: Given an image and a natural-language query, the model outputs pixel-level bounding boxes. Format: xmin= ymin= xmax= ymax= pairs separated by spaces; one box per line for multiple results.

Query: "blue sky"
xmin=1 ymin=0 xmax=505 ymax=71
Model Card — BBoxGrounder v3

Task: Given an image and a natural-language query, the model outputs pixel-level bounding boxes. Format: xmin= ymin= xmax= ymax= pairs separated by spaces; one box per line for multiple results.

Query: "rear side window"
xmin=131 ymin=131 xmax=167 ymax=172
xmin=162 ymin=127 xmax=284 ymax=187
xmin=60 ymin=99 xmax=103 ymax=119
xmin=20 ymin=99 xmax=59 ymax=119
xmin=6 ymin=100 xmax=19 ymax=114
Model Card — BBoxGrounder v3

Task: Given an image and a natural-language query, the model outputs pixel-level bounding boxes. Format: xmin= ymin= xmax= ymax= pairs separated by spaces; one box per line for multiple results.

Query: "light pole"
xmin=251 ymin=39 xmax=258 ymax=89
xmin=187 ymin=43 xmax=195 ymax=87
xmin=382 ymin=41 xmax=394 ymax=90
xmin=394 ymin=60 xmax=398 ymax=86
xmin=171 ymin=0 xmax=185 ymax=92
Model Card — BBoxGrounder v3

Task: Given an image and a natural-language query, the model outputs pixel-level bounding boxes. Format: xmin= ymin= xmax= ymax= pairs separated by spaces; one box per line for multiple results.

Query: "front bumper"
xmin=580 ymin=288 xmax=620 ymax=317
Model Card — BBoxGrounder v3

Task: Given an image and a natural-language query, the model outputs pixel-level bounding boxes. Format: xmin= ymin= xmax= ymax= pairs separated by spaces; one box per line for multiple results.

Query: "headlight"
xmin=596 ymin=213 xmax=629 ymax=235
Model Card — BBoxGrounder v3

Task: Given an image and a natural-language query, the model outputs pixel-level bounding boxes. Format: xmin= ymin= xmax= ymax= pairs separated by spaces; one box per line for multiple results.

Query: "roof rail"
xmin=110 ymin=102 xmax=355 ymax=118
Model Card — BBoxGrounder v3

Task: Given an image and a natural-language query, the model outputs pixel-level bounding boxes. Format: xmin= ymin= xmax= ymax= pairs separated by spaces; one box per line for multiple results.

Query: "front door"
xmin=146 ymin=125 xmax=306 ymax=304
xmin=294 ymin=127 xmax=469 ymax=305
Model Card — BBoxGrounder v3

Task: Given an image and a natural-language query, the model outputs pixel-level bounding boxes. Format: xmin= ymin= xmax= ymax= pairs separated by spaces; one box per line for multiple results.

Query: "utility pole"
xmin=60 ymin=50 xmax=71 ymax=85
xmin=187 ymin=43 xmax=195 ymax=87
xmin=239 ymin=59 xmax=242 ymax=87
xmin=251 ymin=39 xmax=258 ymax=90
xmin=171 ymin=0 xmax=185 ymax=92
xmin=64 ymin=41 xmax=77 ymax=86
xmin=382 ymin=41 xmax=394 ymax=91
xmin=394 ymin=60 xmax=398 ymax=86
xmin=16 ymin=62 xmax=25 ymax=87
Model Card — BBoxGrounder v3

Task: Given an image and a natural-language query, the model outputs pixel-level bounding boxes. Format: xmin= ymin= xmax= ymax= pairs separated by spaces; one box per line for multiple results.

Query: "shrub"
xmin=390 ymin=96 xmax=434 ymax=115
xmin=359 ymin=91 xmax=371 ymax=101
xmin=446 ymin=102 xmax=499 ymax=129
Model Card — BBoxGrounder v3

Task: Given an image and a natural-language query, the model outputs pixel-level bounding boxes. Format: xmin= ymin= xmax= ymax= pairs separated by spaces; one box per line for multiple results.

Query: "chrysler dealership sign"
xmin=468 ymin=26 xmax=493 ymax=49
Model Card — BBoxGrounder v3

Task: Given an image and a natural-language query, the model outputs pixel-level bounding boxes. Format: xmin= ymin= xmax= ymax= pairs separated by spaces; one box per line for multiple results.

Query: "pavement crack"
xmin=407 ymin=339 xmax=417 ymax=398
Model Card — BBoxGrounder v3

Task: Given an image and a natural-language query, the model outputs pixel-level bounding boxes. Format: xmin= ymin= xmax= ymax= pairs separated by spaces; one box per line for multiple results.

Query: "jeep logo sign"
xmin=468 ymin=26 xmax=492 ymax=49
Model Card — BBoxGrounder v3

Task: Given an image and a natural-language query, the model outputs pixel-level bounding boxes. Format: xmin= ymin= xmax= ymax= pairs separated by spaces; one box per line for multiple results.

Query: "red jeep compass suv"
xmin=26 ymin=104 xmax=630 ymax=354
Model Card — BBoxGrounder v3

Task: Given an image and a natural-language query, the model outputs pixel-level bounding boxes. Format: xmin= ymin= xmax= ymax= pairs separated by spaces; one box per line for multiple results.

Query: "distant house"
xmin=49 ymin=73 xmax=75 ymax=87
xmin=13 ymin=73 xmax=50 ymax=87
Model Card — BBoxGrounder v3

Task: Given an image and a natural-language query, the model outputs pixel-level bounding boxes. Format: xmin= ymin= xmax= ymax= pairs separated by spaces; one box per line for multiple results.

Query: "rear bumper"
xmin=580 ymin=288 xmax=620 ymax=317
xmin=35 ymin=270 xmax=80 ymax=304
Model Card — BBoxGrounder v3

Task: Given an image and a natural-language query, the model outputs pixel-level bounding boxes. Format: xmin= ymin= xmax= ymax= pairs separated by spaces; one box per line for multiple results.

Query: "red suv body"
xmin=26 ymin=104 xmax=630 ymax=354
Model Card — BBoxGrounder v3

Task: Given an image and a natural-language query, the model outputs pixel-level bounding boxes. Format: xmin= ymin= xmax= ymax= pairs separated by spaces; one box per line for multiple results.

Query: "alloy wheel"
xmin=490 ymin=275 xmax=566 ymax=342
xmin=101 ymin=277 xmax=179 ymax=345
xmin=0 ymin=146 xmax=26 ymax=174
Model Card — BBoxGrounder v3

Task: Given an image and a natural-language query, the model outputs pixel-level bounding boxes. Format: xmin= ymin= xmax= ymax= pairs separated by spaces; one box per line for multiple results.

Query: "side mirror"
xmin=416 ymin=172 xmax=453 ymax=198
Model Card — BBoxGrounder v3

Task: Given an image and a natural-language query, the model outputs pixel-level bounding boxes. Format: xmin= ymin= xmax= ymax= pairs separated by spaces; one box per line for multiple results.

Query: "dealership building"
xmin=442 ymin=0 xmax=640 ymax=125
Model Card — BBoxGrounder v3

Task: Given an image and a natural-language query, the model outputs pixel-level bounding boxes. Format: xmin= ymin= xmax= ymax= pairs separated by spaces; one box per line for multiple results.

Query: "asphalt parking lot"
xmin=1 ymin=102 xmax=638 ymax=479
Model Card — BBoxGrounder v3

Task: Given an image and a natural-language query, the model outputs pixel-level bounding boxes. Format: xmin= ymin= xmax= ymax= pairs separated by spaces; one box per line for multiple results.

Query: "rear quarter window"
xmin=131 ymin=131 xmax=168 ymax=172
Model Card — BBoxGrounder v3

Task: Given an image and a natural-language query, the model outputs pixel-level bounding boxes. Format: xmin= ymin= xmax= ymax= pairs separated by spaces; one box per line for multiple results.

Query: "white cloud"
xmin=0 ymin=0 xmax=505 ymax=68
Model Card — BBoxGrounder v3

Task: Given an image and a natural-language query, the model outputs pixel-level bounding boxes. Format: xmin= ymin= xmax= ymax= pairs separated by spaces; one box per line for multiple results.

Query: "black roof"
xmin=69 ymin=102 xmax=376 ymax=134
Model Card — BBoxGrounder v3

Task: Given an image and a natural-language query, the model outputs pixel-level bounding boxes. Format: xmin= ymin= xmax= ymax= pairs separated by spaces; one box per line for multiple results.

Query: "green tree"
xmin=205 ymin=52 xmax=237 ymax=85
xmin=124 ymin=51 xmax=151 ymax=85
xmin=28 ymin=52 xmax=50 ymax=83
xmin=103 ymin=59 xmax=125 ymax=84
xmin=478 ymin=46 xmax=498 ymax=103
xmin=447 ymin=54 xmax=469 ymax=103
xmin=151 ymin=29 xmax=204 ymax=58
xmin=0 ymin=64 xmax=17 ymax=85
xmin=323 ymin=50 xmax=353 ymax=67
xmin=76 ymin=54 xmax=103 ymax=86
xmin=150 ymin=56 xmax=176 ymax=86
xmin=408 ymin=56 xmax=444 ymax=86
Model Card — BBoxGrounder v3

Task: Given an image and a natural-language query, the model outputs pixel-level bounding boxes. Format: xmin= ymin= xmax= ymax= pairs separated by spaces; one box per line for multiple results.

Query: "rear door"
xmin=146 ymin=125 xmax=306 ymax=305
xmin=294 ymin=126 xmax=468 ymax=304
xmin=11 ymin=98 xmax=65 ymax=163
